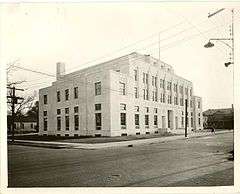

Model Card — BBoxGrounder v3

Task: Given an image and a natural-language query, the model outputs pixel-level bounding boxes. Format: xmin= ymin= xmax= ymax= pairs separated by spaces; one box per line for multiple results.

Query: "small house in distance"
xmin=7 ymin=115 xmax=38 ymax=134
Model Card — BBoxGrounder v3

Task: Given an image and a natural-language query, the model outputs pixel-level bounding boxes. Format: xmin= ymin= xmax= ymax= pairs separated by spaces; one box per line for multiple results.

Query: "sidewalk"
xmin=10 ymin=130 xmax=233 ymax=149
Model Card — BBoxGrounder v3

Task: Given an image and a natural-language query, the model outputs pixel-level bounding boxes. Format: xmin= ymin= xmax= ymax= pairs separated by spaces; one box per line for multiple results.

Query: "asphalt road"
xmin=8 ymin=132 xmax=234 ymax=187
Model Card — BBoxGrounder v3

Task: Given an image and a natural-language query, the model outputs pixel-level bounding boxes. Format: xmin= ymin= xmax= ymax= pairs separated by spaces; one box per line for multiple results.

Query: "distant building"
xmin=7 ymin=115 xmax=37 ymax=133
xmin=203 ymin=108 xmax=234 ymax=129
xmin=39 ymin=52 xmax=203 ymax=137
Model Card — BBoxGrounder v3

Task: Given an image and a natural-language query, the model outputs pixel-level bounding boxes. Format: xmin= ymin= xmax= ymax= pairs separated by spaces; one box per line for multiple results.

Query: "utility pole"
xmin=185 ymin=99 xmax=188 ymax=137
xmin=7 ymin=86 xmax=24 ymax=142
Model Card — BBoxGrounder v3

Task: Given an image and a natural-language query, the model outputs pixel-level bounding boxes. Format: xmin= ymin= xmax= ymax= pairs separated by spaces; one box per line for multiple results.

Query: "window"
xmin=57 ymin=109 xmax=61 ymax=115
xmin=143 ymin=73 xmax=149 ymax=84
xmin=152 ymin=91 xmax=155 ymax=101
xmin=198 ymin=117 xmax=201 ymax=126
xmin=154 ymin=115 xmax=158 ymax=126
xmin=44 ymin=95 xmax=47 ymax=104
xmin=95 ymin=82 xmax=101 ymax=95
xmin=154 ymin=108 xmax=158 ymax=114
xmin=74 ymin=87 xmax=78 ymax=99
xmin=134 ymin=87 xmax=138 ymax=98
xmin=119 ymin=82 xmax=126 ymax=95
xmin=44 ymin=118 xmax=47 ymax=131
xmin=180 ymin=86 xmax=183 ymax=94
xmin=74 ymin=115 xmax=79 ymax=130
xmin=190 ymin=88 xmax=192 ymax=96
xmin=95 ymin=104 xmax=101 ymax=111
xmin=160 ymin=79 xmax=164 ymax=88
xmin=57 ymin=91 xmax=61 ymax=102
xmin=43 ymin=111 xmax=47 ymax=116
xmin=145 ymin=107 xmax=149 ymax=113
xmin=31 ymin=124 xmax=33 ymax=129
xmin=152 ymin=76 xmax=154 ymax=86
xmin=191 ymin=117 xmax=193 ymax=127
xmin=57 ymin=117 xmax=61 ymax=131
xmin=190 ymin=100 xmax=193 ymax=108
xmin=65 ymin=108 xmax=69 ymax=114
xmin=198 ymin=101 xmax=201 ymax=109
xmin=167 ymin=95 xmax=172 ymax=104
xmin=180 ymin=98 xmax=184 ymax=106
xmin=65 ymin=89 xmax=69 ymax=101
xmin=185 ymin=88 xmax=188 ymax=95
xmin=74 ymin=106 xmax=79 ymax=113
xmin=135 ymin=106 xmax=139 ymax=112
xmin=120 ymin=113 xmax=126 ymax=127
xmin=65 ymin=116 xmax=69 ymax=130
xmin=134 ymin=69 xmax=138 ymax=81
xmin=135 ymin=114 xmax=139 ymax=126
xmin=21 ymin=123 xmax=24 ymax=129
xmin=145 ymin=115 xmax=149 ymax=126
xmin=181 ymin=117 xmax=184 ymax=127
xmin=167 ymin=82 xmax=172 ymax=90
xmin=95 ymin=113 xmax=102 ymax=130
xmin=120 ymin=103 xmax=126 ymax=111
xmin=143 ymin=89 xmax=149 ymax=100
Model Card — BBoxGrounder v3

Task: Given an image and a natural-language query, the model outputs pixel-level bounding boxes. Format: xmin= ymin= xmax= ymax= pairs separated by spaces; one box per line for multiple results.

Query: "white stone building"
xmin=39 ymin=52 xmax=203 ymax=137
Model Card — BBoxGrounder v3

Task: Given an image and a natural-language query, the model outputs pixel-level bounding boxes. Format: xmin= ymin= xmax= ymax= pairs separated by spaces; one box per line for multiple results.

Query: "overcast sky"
xmin=1 ymin=2 xmax=238 ymax=111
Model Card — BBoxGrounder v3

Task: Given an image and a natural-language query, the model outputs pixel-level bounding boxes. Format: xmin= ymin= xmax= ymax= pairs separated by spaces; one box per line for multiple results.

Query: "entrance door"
xmin=175 ymin=116 xmax=178 ymax=129
xmin=162 ymin=116 xmax=166 ymax=129
xmin=167 ymin=110 xmax=173 ymax=129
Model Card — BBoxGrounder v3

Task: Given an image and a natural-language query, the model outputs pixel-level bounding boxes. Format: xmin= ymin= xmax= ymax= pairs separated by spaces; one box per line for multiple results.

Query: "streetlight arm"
xmin=209 ymin=38 xmax=233 ymax=49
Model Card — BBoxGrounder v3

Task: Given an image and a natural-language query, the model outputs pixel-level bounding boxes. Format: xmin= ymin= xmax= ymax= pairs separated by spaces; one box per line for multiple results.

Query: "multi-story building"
xmin=39 ymin=52 xmax=203 ymax=137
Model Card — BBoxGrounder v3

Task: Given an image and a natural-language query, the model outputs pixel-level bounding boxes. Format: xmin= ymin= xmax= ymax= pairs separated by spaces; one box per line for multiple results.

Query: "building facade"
xmin=39 ymin=52 xmax=203 ymax=137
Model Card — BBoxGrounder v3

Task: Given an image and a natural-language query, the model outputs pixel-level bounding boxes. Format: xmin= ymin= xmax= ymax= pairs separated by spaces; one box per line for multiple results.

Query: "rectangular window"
xmin=44 ymin=95 xmax=47 ymax=104
xmin=57 ymin=91 xmax=61 ymax=102
xmin=199 ymin=117 xmax=201 ymax=126
xmin=181 ymin=117 xmax=184 ymax=127
xmin=143 ymin=89 xmax=146 ymax=100
xmin=134 ymin=87 xmax=138 ymax=98
xmin=154 ymin=108 xmax=158 ymax=114
xmin=190 ymin=88 xmax=192 ymax=96
xmin=134 ymin=69 xmax=138 ymax=81
xmin=152 ymin=76 xmax=154 ymax=86
xmin=95 ymin=104 xmax=101 ymax=111
xmin=31 ymin=124 xmax=33 ymax=129
xmin=120 ymin=113 xmax=126 ymax=127
xmin=74 ymin=115 xmax=79 ymax=130
xmin=152 ymin=91 xmax=155 ymax=101
xmin=95 ymin=113 xmax=102 ymax=130
xmin=119 ymin=82 xmax=126 ymax=95
xmin=135 ymin=106 xmax=139 ymax=112
xmin=145 ymin=107 xmax=149 ymax=113
xmin=57 ymin=109 xmax=61 ymax=115
xmin=191 ymin=117 xmax=193 ymax=127
xmin=65 ymin=116 xmax=69 ymax=130
xmin=146 ymin=89 xmax=149 ymax=100
xmin=143 ymin=73 xmax=145 ymax=83
xmin=135 ymin=114 xmax=139 ymax=126
xmin=95 ymin=82 xmax=101 ymax=95
xmin=44 ymin=118 xmax=47 ymax=131
xmin=146 ymin=73 xmax=149 ymax=84
xmin=57 ymin=116 xmax=61 ymax=131
xmin=43 ymin=111 xmax=47 ymax=116
xmin=74 ymin=87 xmax=78 ymax=99
xmin=167 ymin=82 xmax=172 ymax=90
xmin=74 ymin=106 xmax=79 ymax=113
xmin=180 ymin=86 xmax=183 ymax=94
xmin=65 ymin=108 xmax=69 ymax=114
xmin=160 ymin=79 xmax=164 ymax=88
xmin=145 ymin=115 xmax=149 ymax=126
xmin=185 ymin=88 xmax=188 ymax=95
xmin=154 ymin=115 xmax=158 ymax=126
xmin=65 ymin=89 xmax=69 ymax=101
xmin=120 ymin=103 xmax=126 ymax=111
xmin=198 ymin=101 xmax=201 ymax=109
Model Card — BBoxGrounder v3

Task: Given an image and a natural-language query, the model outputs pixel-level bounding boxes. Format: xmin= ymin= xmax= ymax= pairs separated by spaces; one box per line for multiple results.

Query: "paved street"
xmin=8 ymin=132 xmax=233 ymax=187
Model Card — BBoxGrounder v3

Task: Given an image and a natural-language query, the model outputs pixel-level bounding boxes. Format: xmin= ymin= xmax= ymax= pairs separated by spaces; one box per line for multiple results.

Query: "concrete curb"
xmin=11 ymin=130 xmax=233 ymax=149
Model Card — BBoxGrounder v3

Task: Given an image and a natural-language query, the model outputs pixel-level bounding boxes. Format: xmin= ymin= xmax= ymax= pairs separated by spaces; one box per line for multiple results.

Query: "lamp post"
xmin=204 ymin=9 xmax=234 ymax=67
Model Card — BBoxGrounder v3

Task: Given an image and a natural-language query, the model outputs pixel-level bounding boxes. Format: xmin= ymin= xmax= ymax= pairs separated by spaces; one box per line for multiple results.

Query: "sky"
xmin=1 ymin=2 xmax=238 ymax=111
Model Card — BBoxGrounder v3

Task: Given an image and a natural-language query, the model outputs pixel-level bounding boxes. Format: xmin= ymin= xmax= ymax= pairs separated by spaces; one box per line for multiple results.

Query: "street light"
xmin=204 ymin=41 xmax=214 ymax=48
xmin=204 ymin=9 xmax=234 ymax=67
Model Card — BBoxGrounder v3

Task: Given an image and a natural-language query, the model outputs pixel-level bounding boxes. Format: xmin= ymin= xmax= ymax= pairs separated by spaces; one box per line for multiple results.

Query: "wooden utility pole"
xmin=185 ymin=99 xmax=188 ymax=138
xmin=7 ymin=86 xmax=24 ymax=142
